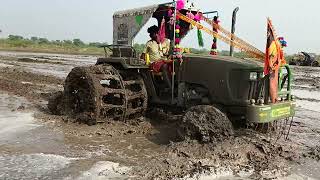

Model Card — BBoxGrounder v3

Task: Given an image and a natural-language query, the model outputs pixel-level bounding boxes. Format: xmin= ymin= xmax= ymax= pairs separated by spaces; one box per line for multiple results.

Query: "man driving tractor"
xmin=141 ymin=25 xmax=172 ymax=89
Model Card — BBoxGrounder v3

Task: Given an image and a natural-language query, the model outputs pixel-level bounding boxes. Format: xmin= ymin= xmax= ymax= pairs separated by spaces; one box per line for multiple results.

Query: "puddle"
xmin=74 ymin=161 xmax=131 ymax=180
xmin=293 ymin=89 xmax=320 ymax=101
xmin=0 ymin=153 xmax=74 ymax=180
xmin=0 ymin=92 xmax=39 ymax=144
xmin=296 ymin=100 xmax=320 ymax=112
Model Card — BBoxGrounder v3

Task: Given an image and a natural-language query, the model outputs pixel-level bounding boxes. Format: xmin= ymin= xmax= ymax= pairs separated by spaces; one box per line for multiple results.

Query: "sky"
xmin=0 ymin=0 xmax=319 ymax=54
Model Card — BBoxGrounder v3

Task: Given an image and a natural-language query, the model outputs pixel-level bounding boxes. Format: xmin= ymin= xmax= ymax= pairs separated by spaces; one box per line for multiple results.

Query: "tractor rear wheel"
xmin=311 ymin=61 xmax=319 ymax=67
xmin=178 ymin=105 xmax=234 ymax=143
xmin=62 ymin=64 xmax=148 ymax=125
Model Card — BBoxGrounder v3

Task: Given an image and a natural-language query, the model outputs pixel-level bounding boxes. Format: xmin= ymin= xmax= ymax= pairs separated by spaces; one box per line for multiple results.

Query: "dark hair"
xmin=147 ymin=25 xmax=159 ymax=34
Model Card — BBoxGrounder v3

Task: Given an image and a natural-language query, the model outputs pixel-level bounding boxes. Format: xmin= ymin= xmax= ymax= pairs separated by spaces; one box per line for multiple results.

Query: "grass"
xmin=0 ymin=38 xmax=105 ymax=55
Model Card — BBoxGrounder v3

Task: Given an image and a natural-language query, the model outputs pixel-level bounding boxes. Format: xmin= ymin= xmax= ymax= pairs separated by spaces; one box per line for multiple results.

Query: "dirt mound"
xmin=178 ymin=105 xmax=234 ymax=143
xmin=0 ymin=67 xmax=63 ymax=102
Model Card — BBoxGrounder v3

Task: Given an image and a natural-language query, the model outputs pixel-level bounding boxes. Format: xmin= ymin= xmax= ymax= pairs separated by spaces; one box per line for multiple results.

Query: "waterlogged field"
xmin=0 ymin=51 xmax=319 ymax=179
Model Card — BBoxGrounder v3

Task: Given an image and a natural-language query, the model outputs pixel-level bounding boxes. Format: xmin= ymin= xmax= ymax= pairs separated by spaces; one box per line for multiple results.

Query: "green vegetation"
xmin=0 ymin=35 xmax=106 ymax=55
xmin=2 ymin=35 xmax=318 ymax=60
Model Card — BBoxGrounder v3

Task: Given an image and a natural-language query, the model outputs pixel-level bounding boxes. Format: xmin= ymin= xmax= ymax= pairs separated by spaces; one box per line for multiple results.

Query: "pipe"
xmin=171 ymin=0 xmax=177 ymax=104
xmin=230 ymin=7 xmax=239 ymax=57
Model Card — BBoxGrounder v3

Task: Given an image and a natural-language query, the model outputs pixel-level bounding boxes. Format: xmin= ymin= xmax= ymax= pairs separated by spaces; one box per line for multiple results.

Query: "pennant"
xmin=197 ymin=29 xmax=204 ymax=47
xmin=135 ymin=15 xmax=143 ymax=26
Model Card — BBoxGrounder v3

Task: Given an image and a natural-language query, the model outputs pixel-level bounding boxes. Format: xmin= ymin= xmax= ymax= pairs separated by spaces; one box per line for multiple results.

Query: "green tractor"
xmin=50 ymin=3 xmax=296 ymax=142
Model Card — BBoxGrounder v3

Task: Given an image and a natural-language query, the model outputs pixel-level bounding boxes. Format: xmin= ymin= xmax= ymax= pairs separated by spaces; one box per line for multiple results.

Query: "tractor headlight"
xmin=249 ymin=72 xmax=258 ymax=80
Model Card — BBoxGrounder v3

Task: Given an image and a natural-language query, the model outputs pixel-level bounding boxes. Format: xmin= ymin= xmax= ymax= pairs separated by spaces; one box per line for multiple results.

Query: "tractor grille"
xmin=248 ymin=78 xmax=267 ymax=101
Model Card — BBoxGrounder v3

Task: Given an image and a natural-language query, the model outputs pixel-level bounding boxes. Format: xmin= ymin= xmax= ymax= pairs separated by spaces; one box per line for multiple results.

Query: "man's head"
xmin=147 ymin=25 xmax=159 ymax=41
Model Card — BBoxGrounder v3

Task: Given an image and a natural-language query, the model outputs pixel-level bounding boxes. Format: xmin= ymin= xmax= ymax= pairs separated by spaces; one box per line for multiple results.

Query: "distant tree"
xmin=63 ymin=40 xmax=73 ymax=45
xmin=38 ymin=38 xmax=50 ymax=44
xmin=30 ymin=37 xmax=39 ymax=42
xmin=89 ymin=42 xmax=103 ymax=47
xmin=8 ymin=35 xmax=24 ymax=41
xmin=133 ymin=43 xmax=145 ymax=54
xmin=73 ymin=39 xmax=85 ymax=46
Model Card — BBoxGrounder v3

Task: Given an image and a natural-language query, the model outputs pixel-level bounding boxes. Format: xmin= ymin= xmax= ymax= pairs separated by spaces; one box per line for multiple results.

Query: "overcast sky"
xmin=0 ymin=0 xmax=319 ymax=54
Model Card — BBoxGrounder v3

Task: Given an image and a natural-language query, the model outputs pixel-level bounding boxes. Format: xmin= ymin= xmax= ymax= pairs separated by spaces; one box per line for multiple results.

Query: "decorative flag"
xmin=135 ymin=15 xmax=143 ymax=26
xmin=264 ymin=18 xmax=281 ymax=103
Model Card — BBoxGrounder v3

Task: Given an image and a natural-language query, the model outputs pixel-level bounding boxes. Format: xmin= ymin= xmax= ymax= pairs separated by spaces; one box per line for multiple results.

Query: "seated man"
xmin=141 ymin=25 xmax=172 ymax=88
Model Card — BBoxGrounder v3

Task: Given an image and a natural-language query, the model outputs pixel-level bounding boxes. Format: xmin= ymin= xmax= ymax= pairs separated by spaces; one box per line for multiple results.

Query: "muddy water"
xmin=0 ymin=92 xmax=134 ymax=179
xmin=0 ymin=51 xmax=320 ymax=179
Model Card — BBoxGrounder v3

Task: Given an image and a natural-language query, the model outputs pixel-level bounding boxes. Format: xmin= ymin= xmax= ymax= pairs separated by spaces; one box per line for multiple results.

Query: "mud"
xmin=0 ymin=51 xmax=319 ymax=179
xmin=178 ymin=105 xmax=234 ymax=143
xmin=51 ymin=65 xmax=148 ymax=125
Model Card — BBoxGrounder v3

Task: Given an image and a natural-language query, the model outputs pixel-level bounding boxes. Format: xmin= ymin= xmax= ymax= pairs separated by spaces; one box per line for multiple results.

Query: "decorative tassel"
xmin=194 ymin=12 xmax=202 ymax=22
xmin=186 ymin=12 xmax=194 ymax=20
xmin=197 ymin=29 xmax=204 ymax=47
xmin=158 ymin=17 xmax=166 ymax=43
xmin=176 ymin=0 xmax=185 ymax=10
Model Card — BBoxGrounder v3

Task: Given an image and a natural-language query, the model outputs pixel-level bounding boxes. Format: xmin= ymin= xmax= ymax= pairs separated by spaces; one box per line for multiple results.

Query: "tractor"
xmin=49 ymin=2 xmax=296 ymax=142
xmin=289 ymin=52 xmax=319 ymax=67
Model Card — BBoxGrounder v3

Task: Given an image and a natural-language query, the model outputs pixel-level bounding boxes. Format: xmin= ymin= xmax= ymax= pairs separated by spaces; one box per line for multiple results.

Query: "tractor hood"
xmin=183 ymin=54 xmax=264 ymax=70
xmin=180 ymin=54 xmax=265 ymax=106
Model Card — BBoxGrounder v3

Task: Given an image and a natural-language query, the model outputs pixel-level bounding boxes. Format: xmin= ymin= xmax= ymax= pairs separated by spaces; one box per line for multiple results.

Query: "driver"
xmin=141 ymin=25 xmax=172 ymax=88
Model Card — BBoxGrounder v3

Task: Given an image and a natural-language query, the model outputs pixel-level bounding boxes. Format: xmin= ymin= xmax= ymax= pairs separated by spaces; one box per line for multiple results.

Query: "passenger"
xmin=141 ymin=25 xmax=172 ymax=88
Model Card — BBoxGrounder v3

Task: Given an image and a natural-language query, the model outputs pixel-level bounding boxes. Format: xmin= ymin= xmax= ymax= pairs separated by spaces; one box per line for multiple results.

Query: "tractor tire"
xmin=289 ymin=60 xmax=296 ymax=66
xmin=311 ymin=61 xmax=319 ymax=67
xmin=62 ymin=64 xmax=148 ymax=124
xmin=178 ymin=105 xmax=234 ymax=143
xmin=48 ymin=91 xmax=65 ymax=115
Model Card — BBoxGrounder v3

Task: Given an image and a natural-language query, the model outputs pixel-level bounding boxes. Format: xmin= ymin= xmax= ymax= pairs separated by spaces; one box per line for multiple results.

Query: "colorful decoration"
xmin=135 ymin=15 xmax=143 ymax=26
xmin=176 ymin=0 xmax=185 ymax=11
xmin=264 ymin=18 xmax=284 ymax=103
xmin=278 ymin=37 xmax=287 ymax=47
xmin=197 ymin=29 xmax=204 ymax=47
xmin=186 ymin=11 xmax=194 ymax=20
xmin=168 ymin=9 xmax=173 ymax=17
xmin=194 ymin=12 xmax=202 ymax=22
xmin=158 ymin=18 xmax=166 ymax=43
xmin=210 ymin=16 xmax=220 ymax=55
xmin=174 ymin=10 xmax=183 ymax=59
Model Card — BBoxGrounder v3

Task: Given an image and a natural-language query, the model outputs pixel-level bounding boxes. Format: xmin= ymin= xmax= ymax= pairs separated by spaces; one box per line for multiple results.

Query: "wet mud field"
xmin=0 ymin=51 xmax=319 ymax=179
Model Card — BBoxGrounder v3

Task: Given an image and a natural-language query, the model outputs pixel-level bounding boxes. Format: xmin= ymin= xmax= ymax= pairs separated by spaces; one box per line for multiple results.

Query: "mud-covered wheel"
xmin=178 ymin=105 xmax=234 ymax=143
xmin=48 ymin=91 xmax=65 ymax=115
xmin=62 ymin=64 xmax=148 ymax=125
xmin=311 ymin=61 xmax=319 ymax=67
xmin=289 ymin=60 xmax=296 ymax=66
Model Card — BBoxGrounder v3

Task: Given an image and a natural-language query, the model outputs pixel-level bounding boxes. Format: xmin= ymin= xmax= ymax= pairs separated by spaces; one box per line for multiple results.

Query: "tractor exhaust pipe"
xmin=230 ymin=7 xmax=239 ymax=57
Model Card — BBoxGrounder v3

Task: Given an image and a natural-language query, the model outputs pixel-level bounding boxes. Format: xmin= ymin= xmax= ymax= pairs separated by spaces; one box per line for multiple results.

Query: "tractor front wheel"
xmin=178 ymin=105 xmax=234 ymax=143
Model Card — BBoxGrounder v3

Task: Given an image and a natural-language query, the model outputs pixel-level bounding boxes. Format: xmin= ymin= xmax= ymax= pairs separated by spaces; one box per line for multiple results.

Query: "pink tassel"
xmin=186 ymin=12 xmax=194 ymax=20
xmin=176 ymin=0 xmax=185 ymax=10
xmin=175 ymin=38 xmax=181 ymax=44
xmin=168 ymin=9 xmax=173 ymax=17
xmin=158 ymin=18 xmax=166 ymax=43
xmin=194 ymin=12 xmax=202 ymax=22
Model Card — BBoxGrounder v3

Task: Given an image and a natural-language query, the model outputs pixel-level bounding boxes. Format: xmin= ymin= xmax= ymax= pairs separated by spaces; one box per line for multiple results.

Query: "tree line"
xmin=3 ymin=35 xmax=107 ymax=48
